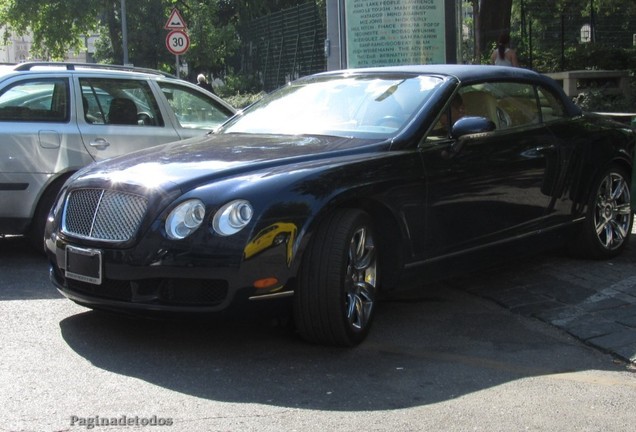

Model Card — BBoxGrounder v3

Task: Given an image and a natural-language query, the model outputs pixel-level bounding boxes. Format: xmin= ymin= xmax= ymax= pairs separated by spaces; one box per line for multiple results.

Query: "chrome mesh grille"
xmin=62 ymin=188 xmax=148 ymax=241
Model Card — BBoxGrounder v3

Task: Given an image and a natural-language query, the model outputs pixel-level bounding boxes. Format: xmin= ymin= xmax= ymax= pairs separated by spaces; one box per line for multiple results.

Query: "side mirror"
xmin=450 ymin=116 xmax=496 ymax=139
xmin=443 ymin=117 xmax=497 ymax=159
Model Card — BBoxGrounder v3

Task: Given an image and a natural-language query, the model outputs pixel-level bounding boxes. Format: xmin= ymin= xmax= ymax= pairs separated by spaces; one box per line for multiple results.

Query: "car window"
xmin=0 ymin=78 xmax=69 ymax=122
xmin=537 ymin=86 xmax=567 ymax=122
xmin=460 ymin=82 xmax=540 ymax=130
xmin=492 ymin=83 xmax=540 ymax=129
xmin=80 ymin=78 xmax=164 ymax=126
xmin=158 ymin=82 xmax=234 ymax=130
xmin=428 ymin=81 xmax=544 ymax=141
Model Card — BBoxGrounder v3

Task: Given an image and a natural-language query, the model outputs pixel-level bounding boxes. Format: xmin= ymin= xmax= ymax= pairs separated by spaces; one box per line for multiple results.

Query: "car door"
xmin=0 ymin=76 xmax=92 ymax=227
xmin=76 ymin=76 xmax=182 ymax=161
xmin=419 ymin=81 xmax=563 ymax=258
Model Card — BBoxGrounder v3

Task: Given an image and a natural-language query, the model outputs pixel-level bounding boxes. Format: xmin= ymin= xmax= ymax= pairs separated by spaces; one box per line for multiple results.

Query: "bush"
xmin=217 ymin=72 xmax=262 ymax=97
xmin=213 ymin=70 xmax=266 ymax=109
xmin=569 ymin=71 xmax=636 ymax=113
xmin=564 ymin=46 xmax=636 ymax=71
xmin=225 ymin=92 xmax=266 ymax=109
xmin=573 ymin=89 xmax=636 ymax=113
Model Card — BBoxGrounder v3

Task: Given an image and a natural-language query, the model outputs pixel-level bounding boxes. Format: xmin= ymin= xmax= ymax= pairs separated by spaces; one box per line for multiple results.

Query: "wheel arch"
xmin=297 ymin=194 xmax=407 ymax=294
xmin=30 ymin=170 xmax=76 ymax=220
xmin=28 ymin=169 xmax=77 ymax=250
xmin=567 ymin=160 xmax=633 ymax=259
xmin=570 ymin=153 xmax=633 ymax=211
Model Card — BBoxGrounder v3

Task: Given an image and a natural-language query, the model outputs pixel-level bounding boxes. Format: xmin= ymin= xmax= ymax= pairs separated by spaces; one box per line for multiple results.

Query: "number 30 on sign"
xmin=166 ymin=30 xmax=190 ymax=55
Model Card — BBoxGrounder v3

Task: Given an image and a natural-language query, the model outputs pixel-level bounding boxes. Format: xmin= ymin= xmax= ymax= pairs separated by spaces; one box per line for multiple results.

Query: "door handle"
xmin=534 ymin=144 xmax=555 ymax=153
xmin=89 ymin=138 xmax=110 ymax=150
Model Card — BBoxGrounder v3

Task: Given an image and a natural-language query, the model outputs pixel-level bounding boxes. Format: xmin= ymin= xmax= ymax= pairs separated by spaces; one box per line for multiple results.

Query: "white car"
xmin=0 ymin=62 xmax=235 ymax=248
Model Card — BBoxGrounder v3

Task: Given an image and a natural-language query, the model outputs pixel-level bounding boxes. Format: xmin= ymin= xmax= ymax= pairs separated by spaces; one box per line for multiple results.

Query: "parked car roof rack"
xmin=13 ymin=62 xmax=177 ymax=78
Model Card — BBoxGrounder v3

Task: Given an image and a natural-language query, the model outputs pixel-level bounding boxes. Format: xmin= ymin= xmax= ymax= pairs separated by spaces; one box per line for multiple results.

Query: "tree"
xmin=509 ymin=0 xmax=636 ymax=71
xmin=232 ymin=0 xmax=306 ymax=22
xmin=93 ymin=0 xmax=194 ymax=70
xmin=179 ymin=0 xmax=239 ymax=78
xmin=0 ymin=0 xmax=101 ymax=59
xmin=0 ymin=0 xmax=242 ymax=76
xmin=474 ymin=0 xmax=513 ymax=60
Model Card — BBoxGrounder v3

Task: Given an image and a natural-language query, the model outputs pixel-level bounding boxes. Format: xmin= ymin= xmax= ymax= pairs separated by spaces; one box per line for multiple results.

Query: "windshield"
xmin=220 ymin=74 xmax=442 ymax=139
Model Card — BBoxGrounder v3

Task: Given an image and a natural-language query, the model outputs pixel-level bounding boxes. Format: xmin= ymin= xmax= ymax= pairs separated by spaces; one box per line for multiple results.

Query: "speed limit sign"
xmin=166 ymin=30 xmax=190 ymax=55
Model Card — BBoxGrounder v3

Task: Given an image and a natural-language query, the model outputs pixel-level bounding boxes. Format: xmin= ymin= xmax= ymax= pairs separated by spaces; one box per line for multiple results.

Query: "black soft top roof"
xmin=317 ymin=64 xmax=546 ymax=84
xmin=311 ymin=64 xmax=579 ymax=115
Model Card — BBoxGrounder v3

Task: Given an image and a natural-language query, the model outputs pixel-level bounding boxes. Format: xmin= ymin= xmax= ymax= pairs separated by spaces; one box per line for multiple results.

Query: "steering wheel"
xmin=137 ymin=112 xmax=154 ymax=125
xmin=496 ymin=107 xmax=512 ymax=128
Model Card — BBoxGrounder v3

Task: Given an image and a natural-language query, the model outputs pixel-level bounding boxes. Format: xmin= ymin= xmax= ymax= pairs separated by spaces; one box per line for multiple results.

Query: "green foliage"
xmin=216 ymin=72 xmax=264 ymax=96
xmin=233 ymin=0 xmax=308 ymax=21
xmin=573 ymin=89 xmax=636 ymax=113
xmin=185 ymin=1 xmax=240 ymax=77
xmin=563 ymin=46 xmax=636 ymax=71
xmin=526 ymin=51 xmax=562 ymax=73
xmin=224 ymin=92 xmax=267 ymax=109
xmin=0 ymin=0 xmax=101 ymax=59
xmin=213 ymin=70 xmax=266 ymax=108
xmin=92 ymin=0 xmax=194 ymax=71
xmin=528 ymin=44 xmax=636 ymax=74
xmin=510 ymin=0 xmax=636 ymax=71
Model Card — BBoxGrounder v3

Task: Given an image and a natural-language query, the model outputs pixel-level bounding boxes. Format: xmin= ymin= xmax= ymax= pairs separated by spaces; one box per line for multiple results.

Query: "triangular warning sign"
xmin=164 ymin=8 xmax=187 ymax=30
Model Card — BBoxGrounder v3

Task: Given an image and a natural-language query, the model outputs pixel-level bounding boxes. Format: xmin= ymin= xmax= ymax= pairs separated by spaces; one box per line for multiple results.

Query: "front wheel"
xmin=293 ymin=209 xmax=378 ymax=346
xmin=570 ymin=165 xmax=633 ymax=259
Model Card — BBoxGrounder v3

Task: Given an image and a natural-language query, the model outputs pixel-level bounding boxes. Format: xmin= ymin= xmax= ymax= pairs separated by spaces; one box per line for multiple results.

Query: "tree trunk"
xmin=476 ymin=0 xmax=513 ymax=61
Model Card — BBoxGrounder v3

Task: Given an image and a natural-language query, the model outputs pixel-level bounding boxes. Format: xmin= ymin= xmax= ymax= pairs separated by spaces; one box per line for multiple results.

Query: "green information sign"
xmin=345 ymin=0 xmax=446 ymax=67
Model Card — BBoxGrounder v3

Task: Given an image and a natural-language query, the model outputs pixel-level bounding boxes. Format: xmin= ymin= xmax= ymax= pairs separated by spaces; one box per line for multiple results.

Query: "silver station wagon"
xmin=0 ymin=62 xmax=235 ymax=248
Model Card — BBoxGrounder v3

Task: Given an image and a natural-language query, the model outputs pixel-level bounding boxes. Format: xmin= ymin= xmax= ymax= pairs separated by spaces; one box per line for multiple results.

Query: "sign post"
xmin=164 ymin=8 xmax=189 ymax=76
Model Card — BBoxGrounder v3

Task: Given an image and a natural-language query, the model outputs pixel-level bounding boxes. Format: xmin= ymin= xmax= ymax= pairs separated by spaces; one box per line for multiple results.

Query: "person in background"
xmin=196 ymin=73 xmax=216 ymax=94
xmin=491 ymin=32 xmax=519 ymax=67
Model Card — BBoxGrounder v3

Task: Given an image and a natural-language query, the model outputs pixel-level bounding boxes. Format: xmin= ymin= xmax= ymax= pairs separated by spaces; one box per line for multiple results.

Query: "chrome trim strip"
xmin=89 ymin=189 xmax=105 ymax=238
xmin=249 ymin=291 xmax=294 ymax=301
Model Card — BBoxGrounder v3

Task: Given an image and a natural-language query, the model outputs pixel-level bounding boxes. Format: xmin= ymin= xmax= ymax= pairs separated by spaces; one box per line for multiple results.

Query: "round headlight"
xmin=165 ymin=199 xmax=206 ymax=240
xmin=212 ymin=199 xmax=253 ymax=236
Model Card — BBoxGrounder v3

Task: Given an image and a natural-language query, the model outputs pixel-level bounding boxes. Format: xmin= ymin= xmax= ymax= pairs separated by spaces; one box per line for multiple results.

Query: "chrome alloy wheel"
xmin=345 ymin=226 xmax=377 ymax=331
xmin=594 ymin=172 xmax=632 ymax=251
xmin=294 ymin=209 xmax=379 ymax=346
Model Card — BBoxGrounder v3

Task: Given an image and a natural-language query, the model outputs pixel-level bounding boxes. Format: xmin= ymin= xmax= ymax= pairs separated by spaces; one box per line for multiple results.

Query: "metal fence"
xmin=238 ymin=2 xmax=327 ymax=92
xmin=512 ymin=1 xmax=636 ymax=71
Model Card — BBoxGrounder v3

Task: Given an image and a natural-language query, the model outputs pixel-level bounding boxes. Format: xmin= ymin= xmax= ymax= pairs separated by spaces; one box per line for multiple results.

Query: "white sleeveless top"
xmin=494 ymin=49 xmax=512 ymax=66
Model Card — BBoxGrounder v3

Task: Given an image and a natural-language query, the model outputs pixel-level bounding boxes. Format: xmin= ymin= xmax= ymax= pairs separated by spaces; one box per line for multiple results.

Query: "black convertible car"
xmin=45 ymin=65 xmax=635 ymax=346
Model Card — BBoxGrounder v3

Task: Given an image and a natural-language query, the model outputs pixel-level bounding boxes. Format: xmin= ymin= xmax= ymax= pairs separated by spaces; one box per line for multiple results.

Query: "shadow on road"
xmin=3 ymin=233 xmax=632 ymax=411
xmin=57 ymin=283 xmax=624 ymax=411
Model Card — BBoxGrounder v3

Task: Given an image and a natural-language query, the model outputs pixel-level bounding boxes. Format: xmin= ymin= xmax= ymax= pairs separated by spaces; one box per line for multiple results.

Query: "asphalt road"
xmin=1 ymin=235 xmax=635 ymax=432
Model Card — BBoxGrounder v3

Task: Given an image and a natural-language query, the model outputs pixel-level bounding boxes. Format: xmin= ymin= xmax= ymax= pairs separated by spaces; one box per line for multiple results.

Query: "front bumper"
xmin=47 ymin=233 xmax=296 ymax=314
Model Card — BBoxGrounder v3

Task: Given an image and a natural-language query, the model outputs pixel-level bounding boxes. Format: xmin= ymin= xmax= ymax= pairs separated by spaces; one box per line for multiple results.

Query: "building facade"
xmin=0 ymin=28 xmax=98 ymax=64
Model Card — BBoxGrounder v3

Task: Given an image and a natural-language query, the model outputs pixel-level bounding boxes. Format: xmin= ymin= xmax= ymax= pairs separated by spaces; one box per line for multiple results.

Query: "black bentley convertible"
xmin=45 ymin=65 xmax=635 ymax=346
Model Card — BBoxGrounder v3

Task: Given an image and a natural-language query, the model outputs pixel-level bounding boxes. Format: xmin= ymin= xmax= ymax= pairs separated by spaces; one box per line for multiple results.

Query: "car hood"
xmin=75 ymin=132 xmax=386 ymax=191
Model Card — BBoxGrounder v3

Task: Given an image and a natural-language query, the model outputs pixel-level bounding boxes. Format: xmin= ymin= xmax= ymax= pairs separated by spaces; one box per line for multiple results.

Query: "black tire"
xmin=293 ymin=209 xmax=378 ymax=346
xmin=569 ymin=165 xmax=633 ymax=259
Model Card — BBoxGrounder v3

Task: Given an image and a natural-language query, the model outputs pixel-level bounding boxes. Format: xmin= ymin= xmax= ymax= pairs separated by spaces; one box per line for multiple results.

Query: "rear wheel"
xmin=570 ymin=165 xmax=632 ymax=259
xmin=293 ymin=209 xmax=378 ymax=346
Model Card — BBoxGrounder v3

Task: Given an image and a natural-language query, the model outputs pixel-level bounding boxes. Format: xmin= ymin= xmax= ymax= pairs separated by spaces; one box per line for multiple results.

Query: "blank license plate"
xmin=65 ymin=246 xmax=102 ymax=285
